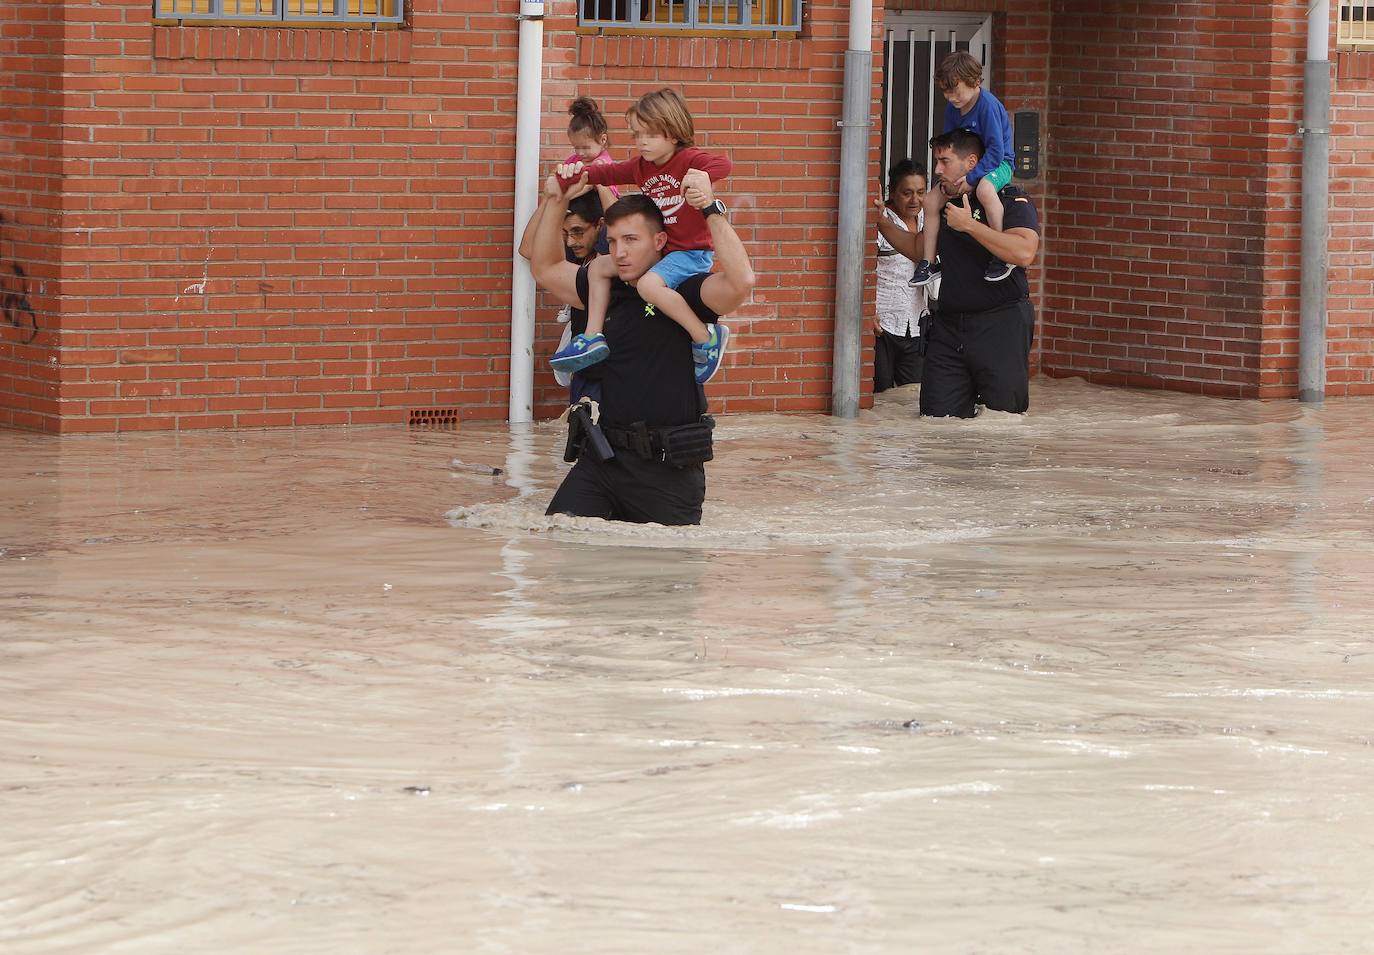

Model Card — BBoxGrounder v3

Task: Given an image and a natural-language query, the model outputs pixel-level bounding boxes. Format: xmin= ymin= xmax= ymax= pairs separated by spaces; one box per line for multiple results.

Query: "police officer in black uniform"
xmin=530 ymin=169 xmax=755 ymax=525
xmin=880 ymin=128 xmax=1041 ymax=417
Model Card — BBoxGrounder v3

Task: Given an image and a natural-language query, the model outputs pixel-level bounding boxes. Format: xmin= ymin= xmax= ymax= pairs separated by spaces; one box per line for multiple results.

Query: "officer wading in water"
xmin=530 ymin=168 xmax=755 ymax=525
xmin=878 ymin=128 xmax=1042 ymax=417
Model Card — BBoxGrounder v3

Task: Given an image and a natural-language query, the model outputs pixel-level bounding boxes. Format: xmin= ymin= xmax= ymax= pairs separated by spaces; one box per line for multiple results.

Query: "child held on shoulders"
xmin=909 ymin=51 xmax=1016 ymax=288
xmin=550 ymin=87 xmax=732 ymax=385
xmin=564 ymin=96 xmax=620 ymax=218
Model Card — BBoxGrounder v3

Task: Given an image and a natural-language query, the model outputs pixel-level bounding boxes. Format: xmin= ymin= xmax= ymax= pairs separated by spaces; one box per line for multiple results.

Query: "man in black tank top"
xmin=530 ymin=170 xmax=756 ymax=524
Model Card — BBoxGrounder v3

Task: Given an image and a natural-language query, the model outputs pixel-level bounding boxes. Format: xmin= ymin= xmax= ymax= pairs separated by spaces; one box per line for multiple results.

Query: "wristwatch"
xmin=701 ymin=199 xmax=727 ymax=219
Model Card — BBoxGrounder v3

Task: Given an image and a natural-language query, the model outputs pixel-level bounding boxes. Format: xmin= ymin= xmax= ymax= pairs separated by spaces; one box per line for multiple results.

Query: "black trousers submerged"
xmin=919 ymin=299 xmax=1035 ymax=418
xmin=546 ymin=450 xmax=706 ymax=525
xmin=874 ymin=328 xmax=924 ymax=393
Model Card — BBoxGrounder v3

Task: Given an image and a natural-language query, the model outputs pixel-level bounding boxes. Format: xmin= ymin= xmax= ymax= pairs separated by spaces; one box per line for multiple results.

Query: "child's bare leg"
xmin=976 ymin=177 xmax=1004 ymax=233
xmin=551 ymin=255 xmax=614 ymax=369
xmin=907 ymin=187 xmax=943 ymax=287
xmin=583 ymin=255 xmax=617 ymax=339
xmin=975 ymin=178 xmax=1013 ymax=281
xmin=920 ymin=185 xmax=944 ymax=263
xmin=637 ymin=272 xmax=710 ymax=344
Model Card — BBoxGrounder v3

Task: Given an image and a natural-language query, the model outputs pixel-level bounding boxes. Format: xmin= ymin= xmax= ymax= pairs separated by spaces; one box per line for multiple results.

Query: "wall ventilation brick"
xmin=408 ymin=407 xmax=460 ymax=430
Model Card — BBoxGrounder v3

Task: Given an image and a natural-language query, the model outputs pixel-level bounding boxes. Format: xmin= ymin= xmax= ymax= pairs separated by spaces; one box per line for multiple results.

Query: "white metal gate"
xmin=880 ymin=12 xmax=993 ymax=182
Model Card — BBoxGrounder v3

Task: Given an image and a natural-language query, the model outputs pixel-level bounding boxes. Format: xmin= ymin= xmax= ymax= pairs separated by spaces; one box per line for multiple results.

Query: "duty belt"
xmin=601 ymin=423 xmax=669 ymax=461
xmin=600 ymin=418 xmax=716 ymax=466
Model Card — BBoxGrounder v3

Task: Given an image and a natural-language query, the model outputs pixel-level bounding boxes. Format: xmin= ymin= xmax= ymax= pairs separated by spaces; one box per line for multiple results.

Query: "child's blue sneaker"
xmin=908 ymin=260 xmax=934 ymax=287
xmin=693 ymin=323 xmax=729 ymax=385
xmin=984 ymin=258 xmax=1014 ymax=282
xmin=550 ymin=333 xmax=609 ymax=372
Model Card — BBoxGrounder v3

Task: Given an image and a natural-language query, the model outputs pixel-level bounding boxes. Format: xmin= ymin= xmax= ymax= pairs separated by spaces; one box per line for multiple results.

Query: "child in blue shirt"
xmin=910 ymin=51 xmax=1016 ymax=287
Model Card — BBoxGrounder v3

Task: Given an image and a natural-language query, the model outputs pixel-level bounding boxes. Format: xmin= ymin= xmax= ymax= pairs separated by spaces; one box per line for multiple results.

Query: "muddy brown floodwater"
xmin=2 ymin=378 xmax=1372 ymax=954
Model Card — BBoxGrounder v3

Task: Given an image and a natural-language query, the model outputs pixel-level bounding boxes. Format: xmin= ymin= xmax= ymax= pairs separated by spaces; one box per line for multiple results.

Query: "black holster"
xmin=564 ymin=404 xmax=615 ymax=463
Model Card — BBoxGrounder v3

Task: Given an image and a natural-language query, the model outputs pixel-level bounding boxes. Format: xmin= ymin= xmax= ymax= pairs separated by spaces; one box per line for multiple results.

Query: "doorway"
xmin=880 ymin=12 xmax=993 ymax=185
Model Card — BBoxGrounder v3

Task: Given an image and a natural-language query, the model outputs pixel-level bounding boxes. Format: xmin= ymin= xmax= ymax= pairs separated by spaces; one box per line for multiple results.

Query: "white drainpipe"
xmin=829 ymin=0 xmax=874 ymax=418
xmin=1299 ymin=0 xmax=1329 ymax=403
xmin=509 ymin=0 xmax=545 ymax=423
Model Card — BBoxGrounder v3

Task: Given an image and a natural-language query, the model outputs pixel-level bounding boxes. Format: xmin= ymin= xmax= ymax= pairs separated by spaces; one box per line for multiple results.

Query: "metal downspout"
xmin=509 ymin=1 xmax=545 ymax=423
xmin=1299 ymin=0 xmax=1330 ymax=404
xmin=829 ymin=1 xmax=874 ymax=418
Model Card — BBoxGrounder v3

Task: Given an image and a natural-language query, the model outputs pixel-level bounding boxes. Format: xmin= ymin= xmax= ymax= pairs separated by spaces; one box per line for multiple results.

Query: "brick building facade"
xmin=1 ymin=1 xmax=1370 ymax=433
xmin=1040 ymin=0 xmax=1372 ymax=398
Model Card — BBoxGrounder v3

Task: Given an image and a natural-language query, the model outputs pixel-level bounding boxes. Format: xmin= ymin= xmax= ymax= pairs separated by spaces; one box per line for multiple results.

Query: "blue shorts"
xmin=649 ymin=249 xmax=714 ymax=289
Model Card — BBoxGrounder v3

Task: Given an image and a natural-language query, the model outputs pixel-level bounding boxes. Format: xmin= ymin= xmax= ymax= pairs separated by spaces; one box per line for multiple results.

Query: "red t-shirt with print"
xmin=563 ymin=146 xmax=731 ymax=253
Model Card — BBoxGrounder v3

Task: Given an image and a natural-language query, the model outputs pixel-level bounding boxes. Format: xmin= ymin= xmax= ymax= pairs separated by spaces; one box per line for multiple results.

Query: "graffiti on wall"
xmin=0 ymin=213 xmax=39 ymax=345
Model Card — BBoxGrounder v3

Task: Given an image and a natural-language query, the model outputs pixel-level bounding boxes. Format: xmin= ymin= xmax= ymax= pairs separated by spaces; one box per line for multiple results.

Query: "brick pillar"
xmin=0 ymin=0 xmax=63 ymax=432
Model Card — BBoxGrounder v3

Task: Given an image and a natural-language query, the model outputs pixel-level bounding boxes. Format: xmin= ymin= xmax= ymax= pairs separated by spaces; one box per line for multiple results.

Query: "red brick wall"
xmin=7 ymin=0 xmax=882 ymax=433
xmin=1331 ymin=45 xmax=1374 ymax=396
xmin=1255 ymin=0 xmax=1304 ymax=398
xmin=43 ymin=1 xmax=505 ymax=432
xmin=0 ymin=1 xmax=63 ymax=431
xmin=1041 ymin=0 xmax=1284 ymax=398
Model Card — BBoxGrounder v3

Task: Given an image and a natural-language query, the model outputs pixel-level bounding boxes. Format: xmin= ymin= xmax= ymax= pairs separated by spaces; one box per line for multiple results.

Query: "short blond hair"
xmin=626 ymin=88 xmax=695 ymax=147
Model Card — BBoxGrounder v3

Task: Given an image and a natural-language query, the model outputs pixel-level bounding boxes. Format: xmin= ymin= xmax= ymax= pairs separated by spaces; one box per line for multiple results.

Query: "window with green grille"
xmin=578 ymin=0 xmax=801 ymax=33
xmin=153 ymin=0 xmax=403 ymax=25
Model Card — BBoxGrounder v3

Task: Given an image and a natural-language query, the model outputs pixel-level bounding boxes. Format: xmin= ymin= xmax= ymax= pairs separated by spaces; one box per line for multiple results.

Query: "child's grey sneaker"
xmin=908 ymin=260 xmax=934 ymax=287
xmin=693 ymin=323 xmax=729 ymax=385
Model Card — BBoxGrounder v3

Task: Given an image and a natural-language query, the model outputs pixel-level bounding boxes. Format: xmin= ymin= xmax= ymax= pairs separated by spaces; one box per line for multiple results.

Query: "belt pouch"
xmin=659 ymin=415 xmax=715 ymax=466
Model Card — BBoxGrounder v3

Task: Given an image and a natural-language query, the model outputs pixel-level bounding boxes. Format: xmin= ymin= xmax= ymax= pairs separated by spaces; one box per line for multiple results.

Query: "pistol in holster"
xmin=563 ymin=402 xmax=615 ymax=463
xmin=916 ymin=310 xmax=932 ymax=356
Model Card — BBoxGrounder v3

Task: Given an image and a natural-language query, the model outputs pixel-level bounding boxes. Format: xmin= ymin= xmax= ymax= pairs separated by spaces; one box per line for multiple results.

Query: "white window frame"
xmin=1339 ymin=1 xmax=1374 ymax=49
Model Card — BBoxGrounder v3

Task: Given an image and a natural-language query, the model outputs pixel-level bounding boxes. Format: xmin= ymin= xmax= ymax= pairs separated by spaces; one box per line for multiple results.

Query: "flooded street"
xmin=2 ymin=377 xmax=1372 ymax=954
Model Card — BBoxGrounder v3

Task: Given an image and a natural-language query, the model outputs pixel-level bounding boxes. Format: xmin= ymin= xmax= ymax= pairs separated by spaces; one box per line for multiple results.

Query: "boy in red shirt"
xmin=552 ymin=88 xmax=732 ymax=385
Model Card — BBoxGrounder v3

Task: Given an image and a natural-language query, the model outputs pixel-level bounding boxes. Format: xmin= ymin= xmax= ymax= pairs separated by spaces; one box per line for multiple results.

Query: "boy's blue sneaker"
xmin=984 ymin=258 xmax=1014 ymax=282
xmin=693 ymin=323 xmax=729 ymax=385
xmin=908 ymin=260 xmax=934 ymax=287
xmin=550 ymin=333 xmax=609 ymax=372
